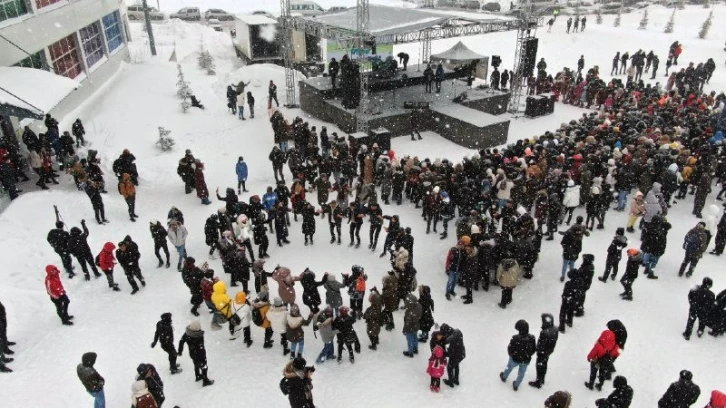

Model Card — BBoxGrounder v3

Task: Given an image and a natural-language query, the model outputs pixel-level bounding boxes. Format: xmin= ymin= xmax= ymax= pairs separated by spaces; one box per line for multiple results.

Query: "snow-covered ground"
xmin=2 ymin=5 xmax=725 ymax=407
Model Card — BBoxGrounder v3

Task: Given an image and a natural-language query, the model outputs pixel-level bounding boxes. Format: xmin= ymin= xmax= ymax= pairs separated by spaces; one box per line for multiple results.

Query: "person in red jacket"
xmin=707 ymin=390 xmax=726 ymax=408
xmin=97 ymin=242 xmax=120 ymax=292
xmin=585 ymin=329 xmax=620 ymax=391
xmin=45 ymin=265 xmax=73 ymax=325
xmin=199 ymin=269 xmax=219 ymax=314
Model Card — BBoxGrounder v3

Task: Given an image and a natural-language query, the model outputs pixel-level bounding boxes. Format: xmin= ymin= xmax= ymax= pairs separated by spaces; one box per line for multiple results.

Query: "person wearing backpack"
xmin=150 ymin=313 xmax=182 ymax=375
xmin=342 ymin=265 xmax=367 ymax=320
xmin=97 ymin=242 xmax=120 ymax=292
xmin=585 ymin=329 xmax=621 ymax=391
xmin=267 ymin=297 xmax=290 ymax=355
xmin=286 ymin=304 xmax=314 ymax=359
xmin=130 ymin=379 xmax=158 ymax=408
xmin=313 ymin=306 xmax=337 ymax=363
xmin=252 ymin=292 xmax=273 ymax=348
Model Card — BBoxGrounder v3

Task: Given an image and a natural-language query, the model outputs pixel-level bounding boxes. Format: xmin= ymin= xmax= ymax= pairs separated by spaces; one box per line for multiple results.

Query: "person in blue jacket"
xmin=236 ymin=156 xmax=248 ymax=194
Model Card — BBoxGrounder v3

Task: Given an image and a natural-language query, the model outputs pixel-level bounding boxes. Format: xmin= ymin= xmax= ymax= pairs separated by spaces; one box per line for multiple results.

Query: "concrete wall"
xmin=0 ymin=0 xmax=125 ymax=66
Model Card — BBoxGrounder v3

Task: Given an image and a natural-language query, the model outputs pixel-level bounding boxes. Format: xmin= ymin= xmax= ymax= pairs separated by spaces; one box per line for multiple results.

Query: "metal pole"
xmin=142 ymin=0 xmax=157 ymax=56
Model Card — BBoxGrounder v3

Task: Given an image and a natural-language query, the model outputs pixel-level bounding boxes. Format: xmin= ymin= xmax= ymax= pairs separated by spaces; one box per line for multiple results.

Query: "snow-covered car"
xmin=127 ymin=5 xmax=165 ymax=21
xmin=251 ymin=10 xmax=276 ymax=19
xmin=632 ymin=1 xmax=650 ymax=8
xmin=208 ymin=19 xmax=224 ymax=32
xmin=170 ymin=7 xmax=202 ymax=21
xmin=205 ymin=9 xmax=234 ymax=21
xmin=326 ymin=6 xmax=349 ymax=13
xmin=482 ymin=2 xmax=502 ymax=12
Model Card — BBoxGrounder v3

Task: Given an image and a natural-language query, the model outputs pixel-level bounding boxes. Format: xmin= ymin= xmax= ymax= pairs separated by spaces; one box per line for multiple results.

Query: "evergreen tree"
xmin=155 ymin=127 xmax=175 ymax=152
xmin=176 ymin=64 xmax=192 ymax=100
xmin=638 ymin=7 xmax=649 ymax=30
xmin=614 ymin=9 xmax=621 ymax=27
xmin=197 ymin=38 xmax=216 ymax=76
xmin=698 ymin=10 xmax=713 ymax=39
xmin=664 ymin=8 xmax=675 ymax=33
xmin=596 ymin=7 xmax=603 ymax=24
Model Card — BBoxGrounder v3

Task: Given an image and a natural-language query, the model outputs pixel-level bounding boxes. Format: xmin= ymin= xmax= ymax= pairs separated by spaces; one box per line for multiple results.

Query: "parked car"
xmin=251 ymin=10 xmax=276 ymax=19
xmin=326 ymin=6 xmax=349 ymax=13
xmin=290 ymin=1 xmax=326 ymax=16
xmin=205 ymin=9 xmax=234 ymax=21
xmin=170 ymin=7 xmax=202 ymax=21
xmin=127 ymin=5 xmax=165 ymax=21
xmin=208 ymin=19 xmax=223 ymax=32
xmin=482 ymin=2 xmax=502 ymax=11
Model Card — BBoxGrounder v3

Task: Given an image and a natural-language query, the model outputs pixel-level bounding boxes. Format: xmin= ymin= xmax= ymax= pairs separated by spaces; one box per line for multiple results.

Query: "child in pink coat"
xmin=426 ymin=345 xmax=447 ymax=392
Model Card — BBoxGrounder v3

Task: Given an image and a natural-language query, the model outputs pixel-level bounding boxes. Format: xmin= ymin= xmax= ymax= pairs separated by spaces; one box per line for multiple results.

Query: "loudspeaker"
xmin=525 ymin=96 xmax=539 ymax=117
xmin=491 ymin=55 xmax=501 ymax=68
xmin=521 ymin=38 xmax=539 ymax=77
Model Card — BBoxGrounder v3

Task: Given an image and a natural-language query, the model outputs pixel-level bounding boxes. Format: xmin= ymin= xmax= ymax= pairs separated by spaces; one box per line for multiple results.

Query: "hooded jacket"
xmin=643 ymin=182 xmax=664 ymax=223
xmin=363 ymin=291 xmax=384 ymax=336
xmin=98 ymin=242 xmax=116 ymax=270
xmin=496 ymin=258 xmax=520 ymax=289
xmin=68 ymin=224 xmax=92 ymax=256
xmin=323 ymin=275 xmax=345 ymax=308
xmin=167 ymin=223 xmax=188 ymax=247
xmin=266 ymin=301 xmax=289 ymax=334
xmin=152 ymin=313 xmax=174 ymax=348
xmin=77 ymin=352 xmax=104 ymax=392
xmin=440 ymin=323 xmax=466 ymax=361
xmin=211 ymin=281 xmax=233 ymax=318
xmin=587 ymin=330 xmax=621 ymax=362
xmin=536 ymin=313 xmax=559 ymax=356
xmin=402 ymin=294 xmax=422 ymax=333
xmin=507 ymin=320 xmax=537 ymax=364
xmin=44 ymin=265 xmax=65 ymax=299
xmin=177 ymin=323 xmax=207 ymax=362
xmin=131 ymin=380 xmax=158 ymax=408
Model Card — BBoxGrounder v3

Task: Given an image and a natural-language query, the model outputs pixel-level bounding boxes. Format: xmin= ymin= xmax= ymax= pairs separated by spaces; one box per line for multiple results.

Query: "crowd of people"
xmin=3 ymin=40 xmax=726 ymax=408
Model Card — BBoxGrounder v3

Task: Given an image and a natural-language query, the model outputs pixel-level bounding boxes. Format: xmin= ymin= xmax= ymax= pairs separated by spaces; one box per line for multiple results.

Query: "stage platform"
xmin=299 ymin=67 xmax=511 ymax=149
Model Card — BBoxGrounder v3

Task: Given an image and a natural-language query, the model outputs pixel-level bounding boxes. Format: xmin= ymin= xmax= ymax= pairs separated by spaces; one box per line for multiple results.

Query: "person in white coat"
xmin=234 ymin=214 xmax=255 ymax=263
xmin=704 ymin=204 xmax=720 ymax=250
xmin=561 ymin=180 xmax=581 ymax=225
xmin=167 ymin=220 xmax=188 ymax=271
xmin=232 ymin=291 xmax=253 ymax=346
xmin=267 ymin=297 xmax=290 ymax=355
xmin=496 ymin=176 xmax=513 ymax=209
xmin=131 ymin=380 xmax=158 ymax=407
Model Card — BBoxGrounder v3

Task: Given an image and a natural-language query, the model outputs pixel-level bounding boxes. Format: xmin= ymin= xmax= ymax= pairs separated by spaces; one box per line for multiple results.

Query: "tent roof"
xmin=0 ymin=67 xmax=80 ymax=120
xmin=430 ymin=41 xmax=485 ymax=62
xmin=302 ymin=4 xmax=504 ymax=37
xmin=235 ymin=13 xmax=277 ymax=26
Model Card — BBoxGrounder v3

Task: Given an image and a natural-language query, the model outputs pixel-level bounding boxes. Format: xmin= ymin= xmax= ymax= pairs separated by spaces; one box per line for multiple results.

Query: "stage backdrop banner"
xmin=326 ymin=40 xmax=393 ymax=71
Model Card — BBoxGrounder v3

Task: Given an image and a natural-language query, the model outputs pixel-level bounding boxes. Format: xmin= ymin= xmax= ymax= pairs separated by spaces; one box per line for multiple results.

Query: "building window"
xmin=79 ymin=21 xmax=106 ymax=68
xmin=48 ymin=34 xmax=83 ymax=79
xmin=102 ymin=11 xmax=124 ymax=52
xmin=36 ymin=0 xmax=62 ymax=9
xmin=13 ymin=51 xmax=45 ymax=69
xmin=0 ymin=0 xmax=28 ymax=22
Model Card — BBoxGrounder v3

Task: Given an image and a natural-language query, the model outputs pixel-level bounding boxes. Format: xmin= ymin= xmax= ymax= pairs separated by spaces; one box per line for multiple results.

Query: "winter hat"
xmin=680 ymin=370 xmax=693 ymax=381
xmin=235 ymin=291 xmax=247 ymax=304
xmin=161 ymin=312 xmax=172 ymax=323
xmin=710 ymin=390 xmax=726 ymax=408
xmin=470 ymin=224 xmax=481 ymax=235
xmin=433 ymin=345 xmax=444 ymax=358
xmin=541 ymin=313 xmax=554 ymax=329
xmin=258 ymin=291 xmax=269 ymax=302
xmin=516 ymin=206 xmax=527 ymax=216
xmin=188 ymin=320 xmax=201 ymax=332
xmin=703 ymin=277 xmax=713 ymax=289
xmin=616 ymin=227 xmax=625 ymax=236
xmin=45 ymin=265 xmax=59 ymax=274
xmin=626 ymin=248 xmax=640 ymax=257
xmin=55 ymin=221 xmax=64 ymax=229
xmin=136 ymin=363 xmax=149 ymax=375
xmin=433 ymin=186 xmax=440 ymax=194
xmin=292 ymin=356 xmax=307 ymax=371
xmin=458 ymin=236 xmax=472 ymax=246
xmin=567 ymin=179 xmax=575 ymax=187
xmin=273 ymin=297 xmax=283 ymax=307
xmin=582 ymin=254 xmax=595 ymax=264
xmin=613 ymin=375 xmax=628 ymax=389
xmin=515 ymin=319 xmax=529 ymax=335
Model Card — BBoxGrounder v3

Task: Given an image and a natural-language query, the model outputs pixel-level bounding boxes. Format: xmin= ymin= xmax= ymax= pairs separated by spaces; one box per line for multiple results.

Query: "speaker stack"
xmin=521 ymin=38 xmax=539 ymax=78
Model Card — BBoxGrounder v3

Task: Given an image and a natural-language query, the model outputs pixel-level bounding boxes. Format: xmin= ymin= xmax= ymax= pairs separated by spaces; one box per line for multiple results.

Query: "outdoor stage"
xmin=299 ymin=64 xmax=511 ymax=149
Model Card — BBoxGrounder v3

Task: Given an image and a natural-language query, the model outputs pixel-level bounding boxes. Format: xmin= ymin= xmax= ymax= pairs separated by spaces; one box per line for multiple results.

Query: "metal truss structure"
xmin=507 ymin=16 xmax=540 ymax=114
xmin=280 ymin=0 xmax=298 ymax=107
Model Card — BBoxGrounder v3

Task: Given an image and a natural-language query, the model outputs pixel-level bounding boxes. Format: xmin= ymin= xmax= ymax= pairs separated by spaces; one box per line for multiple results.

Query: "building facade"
xmin=0 ymin=0 xmax=130 ymax=126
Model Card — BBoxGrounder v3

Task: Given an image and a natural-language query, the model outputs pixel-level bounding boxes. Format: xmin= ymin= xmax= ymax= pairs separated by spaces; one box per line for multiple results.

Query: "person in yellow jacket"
xmin=676 ymin=157 xmax=697 ymax=199
xmin=252 ymin=291 xmax=273 ymax=348
xmin=212 ymin=281 xmax=234 ymax=335
xmin=118 ymin=173 xmax=138 ymax=222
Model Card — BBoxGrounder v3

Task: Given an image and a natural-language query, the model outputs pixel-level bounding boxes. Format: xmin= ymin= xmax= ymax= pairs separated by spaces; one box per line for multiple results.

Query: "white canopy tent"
xmin=0 ymin=67 xmax=80 ymax=120
xmin=430 ymin=41 xmax=486 ymax=63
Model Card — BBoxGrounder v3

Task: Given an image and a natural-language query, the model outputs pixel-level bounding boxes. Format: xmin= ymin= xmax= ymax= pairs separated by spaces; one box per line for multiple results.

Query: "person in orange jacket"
xmin=97 ymin=242 xmax=120 ymax=291
xmin=252 ymin=291 xmax=273 ymax=348
xmin=585 ymin=329 xmax=620 ymax=391
xmin=45 ymin=265 xmax=73 ymax=325
xmin=118 ymin=173 xmax=138 ymax=222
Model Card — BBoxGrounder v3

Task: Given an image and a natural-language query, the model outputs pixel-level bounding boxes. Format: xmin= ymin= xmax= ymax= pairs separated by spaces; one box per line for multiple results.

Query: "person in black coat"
xmin=600 ymin=228 xmax=628 ymax=282
xmin=150 ymin=221 xmax=170 ymax=268
xmin=333 ymin=307 xmax=360 ymax=363
xmin=68 ymin=220 xmax=101 ymax=280
xmin=418 ymin=285 xmax=435 ymax=342
xmin=47 ymin=221 xmax=74 ymax=278
xmin=641 ymin=215 xmax=671 ymax=279
xmin=658 ymin=370 xmax=700 ymax=408
xmin=440 ymin=323 xmax=466 ymax=388
xmin=151 ymin=312 xmax=181 ymax=374
xmin=620 ymin=249 xmax=643 ymax=301
xmin=299 ymin=269 xmax=325 ymax=313
xmin=85 ymin=181 xmax=108 ymax=224
xmin=112 ymin=149 xmax=138 ymax=185
xmin=368 ymin=202 xmax=384 ymax=251
xmin=203 ymin=214 xmax=220 ymax=258
xmin=301 ymin=201 xmax=317 ymax=245
xmin=328 ymin=58 xmax=339 ymax=90
xmin=559 ymin=269 xmax=580 ymax=333
xmin=116 ymin=238 xmax=145 ymax=294
xmin=229 ymin=248 xmax=251 ymax=292
xmin=0 ymin=300 xmax=13 ymax=373
xmin=683 ymin=277 xmax=715 ymax=340
xmin=177 ymin=320 xmax=214 ymax=386
xmin=181 ymin=257 xmax=204 ymax=316
xmin=529 ymin=313 xmax=559 ymax=388
xmin=72 ymin=119 xmax=86 ymax=147
xmin=596 ymin=375 xmax=634 ymax=408
xmin=136 ymin=363 xmax=165 ymax=407
xmin=573 ymin=254 xmax=595 ymax=316
xmin=253 ymin=214 xmax=270 ymax=258
xmin=500 ymin=319 xmax=537 ymax=391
